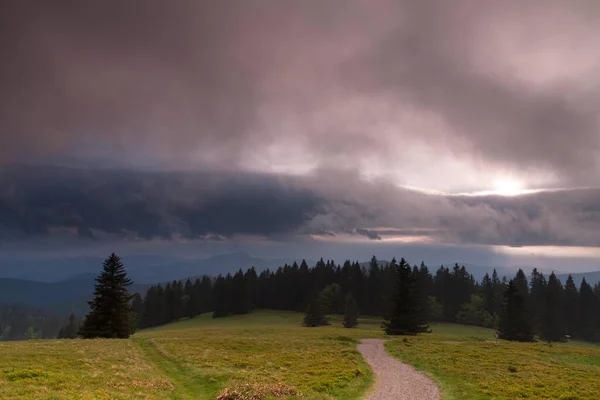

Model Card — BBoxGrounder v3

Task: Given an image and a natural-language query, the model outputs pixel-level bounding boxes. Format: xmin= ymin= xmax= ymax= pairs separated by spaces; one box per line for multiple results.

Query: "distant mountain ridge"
xmin=0 ymin=252 xmax=312 ymax=283
xmin=556 ymin=271 xmax=600 ymax=288
xmin=0 ymin=252 xmax=311 ymax=313
xmin=0 ymin=274 xmax=150 ymax=314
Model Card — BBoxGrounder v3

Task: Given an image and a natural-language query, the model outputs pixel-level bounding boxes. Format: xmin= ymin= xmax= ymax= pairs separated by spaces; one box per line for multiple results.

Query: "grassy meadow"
xmin=386 ymin=325 xmax=600 ymax=400
xmin=1 ymin=311 xmax=600 ymax=399
xmin=0 ymin=338 xmax=174 ymax=399
xmin=133 ymin=311 xmax=382 ymax=399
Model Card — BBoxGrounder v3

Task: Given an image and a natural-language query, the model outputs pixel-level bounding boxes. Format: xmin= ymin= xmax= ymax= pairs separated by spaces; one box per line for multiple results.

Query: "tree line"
xmin=134 ymin=256 xmax=600 ymax=342
xmin=7 ymin=253 xmax=596 ymax=342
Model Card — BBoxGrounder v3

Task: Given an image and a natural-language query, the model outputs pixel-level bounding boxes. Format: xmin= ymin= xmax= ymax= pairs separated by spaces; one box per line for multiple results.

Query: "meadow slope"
xmin=1 ymin=311 xmax=599 ymax=399
xmin=386 ymin=324 xmax=600 ymax=400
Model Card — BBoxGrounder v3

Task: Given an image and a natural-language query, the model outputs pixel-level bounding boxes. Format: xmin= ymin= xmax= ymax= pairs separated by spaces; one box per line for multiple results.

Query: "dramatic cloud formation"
xmin=2 ymin=1 xmax=600 ymax=190
xmin=2 ymin=166 xmax=599 ymax=249
xmin=1 ymin=1 xmax=599 ymax=272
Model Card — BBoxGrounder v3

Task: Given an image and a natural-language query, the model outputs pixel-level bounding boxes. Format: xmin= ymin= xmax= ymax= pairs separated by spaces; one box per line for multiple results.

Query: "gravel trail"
xmin=357 ymin=339 xmax=440 ymax=400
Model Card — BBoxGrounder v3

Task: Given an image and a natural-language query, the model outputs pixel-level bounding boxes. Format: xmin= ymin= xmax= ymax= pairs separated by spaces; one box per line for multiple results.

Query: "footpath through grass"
xmin=387 ymin=324 xmax=600 ymax=400
xmin=134 ymin=311 xmax=381 ymax=400
xmin=2 ymin=311 xmax=600 ymax=399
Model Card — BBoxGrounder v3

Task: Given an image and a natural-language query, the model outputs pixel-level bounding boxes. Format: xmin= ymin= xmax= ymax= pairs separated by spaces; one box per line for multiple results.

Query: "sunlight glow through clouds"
xmin=493 ymin=245 xmax=600 ymax=259
xmin=491 ymin=178 xmax=525 ymax=196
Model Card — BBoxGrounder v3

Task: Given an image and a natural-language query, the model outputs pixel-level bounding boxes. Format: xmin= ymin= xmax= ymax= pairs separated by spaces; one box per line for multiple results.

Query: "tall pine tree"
xmin=562 ymin=275 xmax=579 ymax=338
xmin=529 ymin=268 xmax=547 ymax=332
xmin=79 ymin=253 xmax=133 ymax=339
xmin=498 ymin=279 xmax=534 ymax=342
xmin=541 ymin=272 xmax=565 ymax=342
xmin=481 ymin=273 xmax=495 ymax=315
xmin=382 ymin=258 xmax=429 ymax=335
xmin=578 ymin=279 xmax=598 ymax=341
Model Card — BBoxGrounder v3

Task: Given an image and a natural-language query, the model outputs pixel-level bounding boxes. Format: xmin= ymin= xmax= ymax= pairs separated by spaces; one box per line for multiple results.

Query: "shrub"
xmin=216 ymin=383 xmax=300 ymax=400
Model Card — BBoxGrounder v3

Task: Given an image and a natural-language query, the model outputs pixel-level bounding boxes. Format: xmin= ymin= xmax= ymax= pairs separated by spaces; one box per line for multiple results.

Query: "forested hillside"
xmin=0 ymin=304 xmax=65 ymax=341
xmin=137 ymin=257 xmax=600 ymax=342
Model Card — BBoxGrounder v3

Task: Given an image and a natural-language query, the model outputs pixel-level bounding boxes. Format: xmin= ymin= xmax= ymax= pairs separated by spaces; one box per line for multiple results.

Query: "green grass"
xmin=386 ymin=324 xmax=600 ymax=399
xmin=134 ymin=311 xmax=382 ymax=399
xmin=2 ymin=312 xmax=600 ymax=400
xmin=0 ymin=311 xmax=381 ymax=399
xmin=0 ymin=339 xmax=174 ymax=399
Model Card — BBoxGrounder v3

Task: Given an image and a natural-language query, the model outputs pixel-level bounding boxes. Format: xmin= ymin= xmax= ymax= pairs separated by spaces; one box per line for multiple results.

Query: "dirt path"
xmin=358 ymin=339 xmax=440 ymax=400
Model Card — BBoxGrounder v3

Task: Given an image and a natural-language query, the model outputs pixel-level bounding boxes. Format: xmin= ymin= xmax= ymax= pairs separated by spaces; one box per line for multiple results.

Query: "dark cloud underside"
xmin=1 ymin=166 xmax=599 ymax=248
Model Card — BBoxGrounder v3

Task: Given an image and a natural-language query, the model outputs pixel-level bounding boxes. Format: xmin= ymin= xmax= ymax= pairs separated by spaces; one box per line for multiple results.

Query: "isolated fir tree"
xmin=79 ymin=253 xmax=133 ymax=339
xmin=303 ymin=295 xmax=329 ymax=327
xmin=541 ymin=272 xmax=565 ymax=342
xmin=343 ymin=293 xmax=359 ymax=328
xmin=382 ymin=258 xmax=429 ymax=335
xmin=498 ymin=279 xmax=534 ymax=342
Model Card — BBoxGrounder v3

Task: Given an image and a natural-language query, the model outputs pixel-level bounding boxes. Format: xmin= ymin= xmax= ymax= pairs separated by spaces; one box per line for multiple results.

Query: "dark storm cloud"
xmin=2 ymin=0 xmax=599 ymax=185
xmin=2 ymin=166 xmax=599 ymax=248
xmin=0 ymin=165 xmax=322 ymax=240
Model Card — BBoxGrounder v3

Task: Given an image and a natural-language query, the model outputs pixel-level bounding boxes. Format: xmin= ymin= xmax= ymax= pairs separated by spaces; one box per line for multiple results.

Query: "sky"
xmin=1 ymin=0 xmax=600 ymax=275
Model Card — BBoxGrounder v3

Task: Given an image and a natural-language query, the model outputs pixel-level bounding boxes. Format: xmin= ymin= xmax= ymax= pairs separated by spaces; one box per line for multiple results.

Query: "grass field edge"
xmin=132 ymin=336 xmax=220 ymax=400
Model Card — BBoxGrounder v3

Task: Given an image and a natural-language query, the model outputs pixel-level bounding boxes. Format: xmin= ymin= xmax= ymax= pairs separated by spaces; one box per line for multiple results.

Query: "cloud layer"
xmin=2 ymin=166 xmax=599 ymax=249
xmin=2 ymin=1 xmax=600 ymax=191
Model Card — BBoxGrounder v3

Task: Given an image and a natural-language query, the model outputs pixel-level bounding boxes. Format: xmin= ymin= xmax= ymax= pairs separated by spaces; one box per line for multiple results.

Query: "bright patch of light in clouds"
xmin=491 ymin=178 xmax=526 ymax=196
xmin=493 ymin=245 xmax=600 ymax=259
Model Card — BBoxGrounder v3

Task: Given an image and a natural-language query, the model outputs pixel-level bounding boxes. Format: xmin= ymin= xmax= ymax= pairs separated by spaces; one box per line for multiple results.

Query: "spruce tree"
xmin=343 ymin=293 xmax=359 ymax=328
xmin=498 ymin=280 xmax=534 ymax=342
xmin=562 ymin=275 xmax=579 ymax=338
xmin=491 ymin=269 xmax=504 ymax=316
xmin=303 ymin=295 xmax=329 ymax=327
xmin=79 ymin=253 xmax=133 ymax=339
xmin=541 ymin=272 xmax=565 ymax=342
xmin=183 ymin=279 xmax=195 ymax=318
xmin=481 ymin=273 xmax=495 ymax=315
xmin=367 ymin=256 xmax=381 ymax=315
xmin=382 ymin=258 xmax=429 ymax=335
xmin=529 ymin=268 xmax=547 ymax=332
xmin=578 ymin=279 xmax=597 ymax=341
xmin=514 ymin=269 xmax=529 ymax=301
xmin=212 ymin=276 xmax=229 ymax=318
